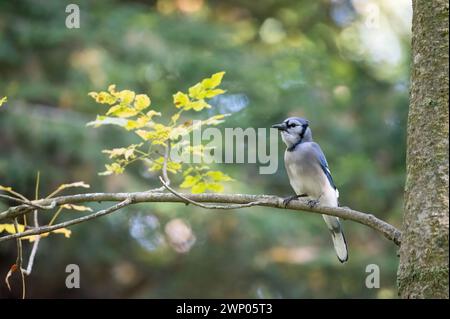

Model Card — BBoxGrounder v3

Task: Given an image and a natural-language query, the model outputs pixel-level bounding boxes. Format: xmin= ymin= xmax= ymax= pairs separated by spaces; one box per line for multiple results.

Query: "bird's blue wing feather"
xmin=311 ymin=143 xmax=337 ymax=190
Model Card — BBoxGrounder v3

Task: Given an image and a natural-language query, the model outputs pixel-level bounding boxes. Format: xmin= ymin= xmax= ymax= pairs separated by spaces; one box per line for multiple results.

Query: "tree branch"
xmin=0 ymin=191 xmax=401 ymax=245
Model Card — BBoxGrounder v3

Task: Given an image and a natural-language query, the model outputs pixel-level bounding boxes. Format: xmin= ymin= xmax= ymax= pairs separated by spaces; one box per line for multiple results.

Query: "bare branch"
xmin=0 ymin=191 xmax=401 ymax=245
xmin=159 ymin=176 xmax=268 ymax=210
xmin=161 ymin=142 xmax=171 ymax=187
xmin=0 ymin=198 xmax=133 ymax=243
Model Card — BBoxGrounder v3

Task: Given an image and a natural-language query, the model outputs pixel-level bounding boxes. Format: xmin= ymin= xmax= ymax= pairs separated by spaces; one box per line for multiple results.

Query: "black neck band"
xmin=287 ymin=124 xmax=308 ymax=152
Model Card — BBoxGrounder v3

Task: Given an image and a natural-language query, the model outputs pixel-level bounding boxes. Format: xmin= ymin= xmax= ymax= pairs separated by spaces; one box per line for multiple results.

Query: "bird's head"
xmin=272 ymin=117 xmax=312 ymax=148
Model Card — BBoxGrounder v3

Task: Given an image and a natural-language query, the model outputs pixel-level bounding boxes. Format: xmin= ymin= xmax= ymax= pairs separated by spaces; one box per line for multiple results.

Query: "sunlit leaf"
xmin=134 ymin=94 xmax=151 ymax=111
xmin=204 ymin=89 xmax=226 ymax=98
xmin=206 ymin=171 xmax=233 ymax=182
xmin=46 ymin=181 xmax=90 ymax=199
xmin=173 ymin=91 xmax=190 ymax=108
xmin=86 ymin=115 xmax=128 ymax=128
xmin=189 ymin=99 xmax=210 ymax=111
xmin=0 ymin=96 xmax=7 ymax=107
xmin=206 ymin=183 xmax=224 ymax=192
xmin=0 ymin=223 xmax=25 ymax=234
xmin=188 ymin=83 xmax=206 ymax=100
xmin=117 ymin=90 xmax=135 ymax=104
xmin=191 ymin=182 xmax=207 ymax=194
xmin=0 ymin=185 xmax=13 ymax=193
xmin=201 ymin=71 xmax=225 ymax=89
xmin=88 ymin=91 xmax=117 ymax=105
xmin=23 ymin=228 xmax=72 ymax=242
xmin=99 ymin=163 xmax=124 ymax=175
xmin=106 ymin=104 xmax=140 ymax=118
xmin=180 ymin=175 xmax=201 ymax=188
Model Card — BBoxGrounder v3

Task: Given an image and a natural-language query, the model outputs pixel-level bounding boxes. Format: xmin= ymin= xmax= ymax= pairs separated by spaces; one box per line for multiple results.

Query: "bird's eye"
xmin=288 ymin=123 xmax=298 ymax=128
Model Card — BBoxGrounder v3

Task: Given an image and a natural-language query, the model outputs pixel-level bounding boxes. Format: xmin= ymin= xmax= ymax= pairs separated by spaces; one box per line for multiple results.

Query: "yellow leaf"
xmin=46 ymin=181 xmax=90 ymax=199
xmin=205 ymin=89 xmax=226 ymax=98
xmin=95 ymin=91 xmax=117 ymax=105
xmin=189 ymin=99 xmax=210 ymax=111
xmin=167 ymin=161 xmax=182 ymax=174
xmin=124 ymin=120 xmax=139 ymax=130
xmin=102 ymin=145 xmax=138 ymax=160
xmin=147 ymin=110 xmax=162 ymax=118
xmin=188 ymin=83 xmax=206 ymax=100
xmin=62 ymin=204 xmax=93 ymax=212
xmin=117 ymin=90 xmax=135 ymax=104
xmin=57 ymin=181 xmax=90 ymax=190
xmin=0 ymin=185 xmax=13 ymax=192
xmin=102 ymin=147 xmax=127 ymax=158
xmin=0 ymin=223 xmax=25 ymax=234
xmin=201 ymin=71 xmax=225 ymax=89
xmin=136 ymin=129 xmax=152 ymax=141
xmin=136 ymin=124 xmax=171 ymax=145
xmin=99 ymin=163 xmax=124 ymax=175
xmin=191 ymin=182 xmax=207 ymax=194
xmin=24 ymin=228 xmax=72 ymax=242
xmin=173 ymin=91 xmax=190 ymax=108
xmin=206 ymin=171 xmax=233 ymax=182
xmin=88 ymin=92 xmax=98 ymax=99
xmin=106 ymin=104 xmax=140 ymax=118
xmin=108 ymin=84 xmax=117 ymax=94
xmin=206 ymin=183 xmax=224 ymax=192
xmin=180 ymin=175 xmax=200 ymax=188
xmin=52 ymin=228 xmax=72 ymax=238
xmin=134 ymin=94 xmax=151 ymax=111
xmin=22 ymin=233 xmax=48 ymax=242
xmin=0 ymin=96 xmax=7 ymax=107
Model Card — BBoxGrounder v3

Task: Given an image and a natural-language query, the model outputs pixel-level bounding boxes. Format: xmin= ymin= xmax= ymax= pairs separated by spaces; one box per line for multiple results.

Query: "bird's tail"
xmin=322 ymin=215 xmax=348 ymax=263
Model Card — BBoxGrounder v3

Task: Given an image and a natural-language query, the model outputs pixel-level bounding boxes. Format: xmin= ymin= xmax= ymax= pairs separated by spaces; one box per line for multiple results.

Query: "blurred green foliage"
xmin=0 ymin=0 xmax=410 ymax=298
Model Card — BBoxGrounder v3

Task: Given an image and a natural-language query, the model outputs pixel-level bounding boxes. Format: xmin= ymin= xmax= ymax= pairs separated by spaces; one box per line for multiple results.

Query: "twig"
xmin=143 ymin=142 xmax=171 ymax=193
xmin=22 ymin=210 xmax=40 ymax=276
xmin=162 ymin=141 xmax=171 ymax=187
xmin=0 ymin=198 xmax=134 ymax=242
xmin=0 ymin=194 xmax=54 ymax=210
xmin=159 ymin=176 xmax=267 ymax=210
xmin=13 ymin=219 xmax=26 ymax=299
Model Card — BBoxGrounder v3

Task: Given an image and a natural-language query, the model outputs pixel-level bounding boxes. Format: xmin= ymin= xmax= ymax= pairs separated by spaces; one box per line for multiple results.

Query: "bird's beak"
xmin=272 ymin=123 xmax=287 ymax=131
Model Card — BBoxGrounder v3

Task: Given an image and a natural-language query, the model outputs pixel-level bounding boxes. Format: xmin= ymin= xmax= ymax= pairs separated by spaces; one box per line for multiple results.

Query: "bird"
xmin=272 ymin=117 xmax=348 ymax=263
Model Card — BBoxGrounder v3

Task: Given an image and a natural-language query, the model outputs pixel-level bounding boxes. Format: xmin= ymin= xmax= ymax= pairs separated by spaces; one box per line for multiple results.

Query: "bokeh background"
xmin=0 ymin=0 xmax=411 ymax=298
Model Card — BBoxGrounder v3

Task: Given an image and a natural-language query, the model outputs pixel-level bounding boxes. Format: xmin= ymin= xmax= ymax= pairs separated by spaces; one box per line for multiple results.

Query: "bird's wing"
xmin=311 ymin=143 xmax=337 ymax=191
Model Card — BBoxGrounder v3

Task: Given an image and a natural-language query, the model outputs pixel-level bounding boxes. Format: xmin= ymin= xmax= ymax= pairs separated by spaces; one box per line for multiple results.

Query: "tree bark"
xmin=398 ymin=0 xmax=449 ymax=298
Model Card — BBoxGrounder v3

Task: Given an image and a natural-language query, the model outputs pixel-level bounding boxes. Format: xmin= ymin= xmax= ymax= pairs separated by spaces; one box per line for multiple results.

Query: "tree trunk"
xmin=398 ymin=0 xmax=449 ymax=298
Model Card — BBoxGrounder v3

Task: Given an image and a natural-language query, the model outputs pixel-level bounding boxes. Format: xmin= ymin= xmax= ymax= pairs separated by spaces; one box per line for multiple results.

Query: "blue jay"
xmin=272 ymin=117 xmax=348 ymax=263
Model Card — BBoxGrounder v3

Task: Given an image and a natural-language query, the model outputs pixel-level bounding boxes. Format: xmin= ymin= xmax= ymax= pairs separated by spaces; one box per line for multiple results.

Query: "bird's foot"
xmin=282 ymin=194 xmax=307 ymax=208
xmin=307 ymin=198 xmax=320 ymax=208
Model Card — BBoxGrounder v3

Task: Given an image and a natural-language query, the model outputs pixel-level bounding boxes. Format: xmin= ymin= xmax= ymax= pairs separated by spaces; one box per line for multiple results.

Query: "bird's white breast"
xmin=284 ymin=146 xmax=338 ymax=206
